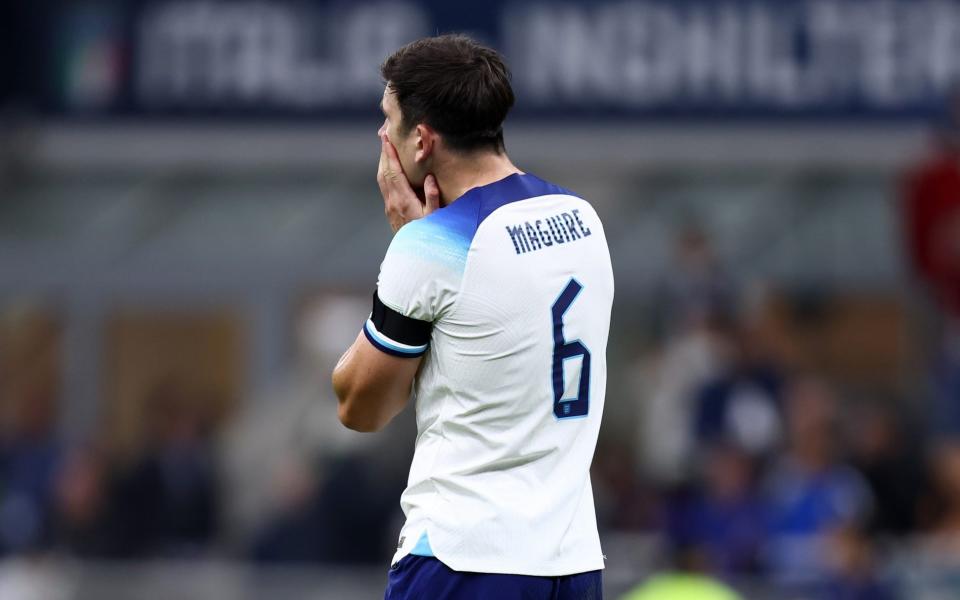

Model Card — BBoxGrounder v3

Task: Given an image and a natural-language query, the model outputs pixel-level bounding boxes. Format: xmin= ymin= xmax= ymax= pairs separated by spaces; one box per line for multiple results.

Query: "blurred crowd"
xmin=1 ymin=109 xmax=960 ymax=600
xmin=0 ymin=289 xmax=417 ymax=568
xmin=599 ymin=105 xmax=960 ymax=598
xmin=0 ymin=365 xmax=408 ymax=564
xmin=0 ymin=379 xmax=218 ymax=559
xmin=2 ymin=227 xmax=955 ymax=600
xmin=596 ymin=225 xmax=908 ymax=598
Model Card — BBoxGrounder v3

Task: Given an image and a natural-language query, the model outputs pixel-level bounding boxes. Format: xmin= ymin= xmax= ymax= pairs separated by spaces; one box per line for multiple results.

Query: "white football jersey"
xmin=365 ymin=173 xmax=613 ymax=576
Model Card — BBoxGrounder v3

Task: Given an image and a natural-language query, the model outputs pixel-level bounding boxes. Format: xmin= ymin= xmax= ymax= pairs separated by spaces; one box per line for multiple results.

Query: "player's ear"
xmin=414 ymin=124 xmax=436 ymax=164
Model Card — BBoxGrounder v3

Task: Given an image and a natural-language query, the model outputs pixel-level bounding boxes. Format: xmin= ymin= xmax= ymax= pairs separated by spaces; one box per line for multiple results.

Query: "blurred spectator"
xmin=667 ymin=443 xmax=767 ymax=577
xmin=593 ymin=441 xmax=657 ymax=532
xmin=692 ymin=323 xmax=785 ymax=460
xmin=911 ymin=439 xmax=960 ymax=584
xmin=658 ymin=225 xmax=736 ymax=338
xmin=640 ymin=228 xmax=736 ymax=483
xmin=0 ymin=390 xmax=62 ymax=556
xmin=50 ymin=444 xmax=110 ymax=557
xmin=220 ymin=295 xmax=374 ymax=546
xmin=0 ymin=310 xmax=63 ymax=556
xmin=764 ymin=377 xmax=873 ymax=587
xmin=903 ymin=88 xmax=960 ymax=321
xmin=251 ymin=455 xmax=325 ymax=562
xmin=251 ymin=449 xmax=405 ymax=564
xmin=311 ymin=450 xmax=402 ymax=564
xmin=106 ymin=379 xmax=219 ymax=557
xmin=902 ymin=87 xmax=960 ymax=432
xmin=230 ymin=295 xmax=410 ymax=564
xmin=619 ymin=544 xmax=744 ymax=600
xmin=819 ymin=525 xmax=898 ymax=600
xmin=849 ymin=404 xmax=924 ymax=536
xmin=919 ymin=439 xmax=960 ymax=542
xmin=638 ymin=327 xmax=730 ymax=484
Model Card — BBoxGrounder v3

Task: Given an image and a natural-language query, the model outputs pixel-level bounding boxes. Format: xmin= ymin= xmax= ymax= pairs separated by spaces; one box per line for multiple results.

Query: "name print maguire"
xmin=505 ymin=209 xmax=592 ymax=255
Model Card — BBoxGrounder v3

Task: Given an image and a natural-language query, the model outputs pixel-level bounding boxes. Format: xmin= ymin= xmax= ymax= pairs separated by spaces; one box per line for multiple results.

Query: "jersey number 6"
xmin=551 ymin=278 xmax=591 ymax=420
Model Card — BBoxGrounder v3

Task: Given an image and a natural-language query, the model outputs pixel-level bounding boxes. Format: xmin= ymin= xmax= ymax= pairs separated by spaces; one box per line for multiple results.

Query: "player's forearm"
xmin=332 ymin=344 xmax=381 ymax=431
xmin=336 ymin=393 xmax=390 ymax=433
xmin=332 ymin=335 xmax=409 ymax=432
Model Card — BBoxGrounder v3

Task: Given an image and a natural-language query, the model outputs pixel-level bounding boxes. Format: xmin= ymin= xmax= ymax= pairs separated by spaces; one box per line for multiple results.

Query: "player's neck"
xmin=436 ymin=151 xmax=522 ymax=207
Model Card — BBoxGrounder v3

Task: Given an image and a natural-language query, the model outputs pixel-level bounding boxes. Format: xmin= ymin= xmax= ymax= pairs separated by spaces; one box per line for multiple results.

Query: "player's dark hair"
xmin=381 ymin=34 xmax=514 ymax=154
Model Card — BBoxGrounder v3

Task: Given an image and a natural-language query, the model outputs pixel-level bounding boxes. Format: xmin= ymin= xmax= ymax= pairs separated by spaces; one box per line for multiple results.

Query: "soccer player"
xmin=332 ymin=34 xmax=614 ymax=599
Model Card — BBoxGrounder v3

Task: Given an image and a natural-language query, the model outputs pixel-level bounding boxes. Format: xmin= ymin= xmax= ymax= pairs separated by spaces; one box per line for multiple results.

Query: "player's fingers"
xmin=379 ymin=138 xmax=411 ymax=191
xmin=381 ymin=135 xmax=404 ymax=172
xmin=424 ymin=174 xmax=440 ymax=214
xmin=377 ymin=137 xmax=390 ymax=184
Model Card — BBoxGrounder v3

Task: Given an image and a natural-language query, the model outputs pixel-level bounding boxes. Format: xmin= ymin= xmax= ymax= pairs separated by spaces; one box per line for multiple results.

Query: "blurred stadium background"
xmin=3 ymin=1 xmax=960 ymax=598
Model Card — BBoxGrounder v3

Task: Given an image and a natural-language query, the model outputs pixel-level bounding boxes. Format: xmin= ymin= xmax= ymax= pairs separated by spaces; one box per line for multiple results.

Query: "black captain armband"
xmin=362 ymin=290 xmax=432 ymax=358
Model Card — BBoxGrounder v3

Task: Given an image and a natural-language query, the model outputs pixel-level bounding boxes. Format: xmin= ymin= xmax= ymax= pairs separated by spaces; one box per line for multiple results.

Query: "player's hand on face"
xmin=377 ymin=133 xmax=440 ymax=233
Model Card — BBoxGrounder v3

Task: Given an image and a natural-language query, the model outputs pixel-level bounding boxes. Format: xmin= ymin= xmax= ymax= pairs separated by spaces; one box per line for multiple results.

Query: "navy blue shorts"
xmin=384 ymin=554 xmax=603 ymax=600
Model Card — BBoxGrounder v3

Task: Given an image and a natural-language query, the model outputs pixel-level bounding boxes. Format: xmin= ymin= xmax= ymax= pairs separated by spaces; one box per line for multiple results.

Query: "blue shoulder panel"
xmin=393 ymin=173 xmax=576 ymax=274
xmin=389 ymin=197 xmax=477 ymax=274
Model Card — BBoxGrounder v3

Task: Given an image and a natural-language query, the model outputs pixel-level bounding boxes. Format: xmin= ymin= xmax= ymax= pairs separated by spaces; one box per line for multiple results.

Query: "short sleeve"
xmin=376 ymin=211 xmax=474 ymax=323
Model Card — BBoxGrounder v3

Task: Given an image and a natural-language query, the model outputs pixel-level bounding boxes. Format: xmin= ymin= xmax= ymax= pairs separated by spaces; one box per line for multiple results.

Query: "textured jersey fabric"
xmin=373 ymin=173 xmax=614 ymax=576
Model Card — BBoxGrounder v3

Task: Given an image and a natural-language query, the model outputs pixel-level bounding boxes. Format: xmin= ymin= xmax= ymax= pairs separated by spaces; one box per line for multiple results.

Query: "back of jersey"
xmin=375 ymin=173 xmax=613 ymax=576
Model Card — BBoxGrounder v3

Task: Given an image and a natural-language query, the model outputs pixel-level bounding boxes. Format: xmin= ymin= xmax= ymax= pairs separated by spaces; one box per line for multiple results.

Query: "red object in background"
xmin=903 ymin=144 xmax=960 ymax=318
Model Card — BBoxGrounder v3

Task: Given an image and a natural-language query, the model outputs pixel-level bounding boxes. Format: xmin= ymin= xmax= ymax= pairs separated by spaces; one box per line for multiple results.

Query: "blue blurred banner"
xmin=10 ymin=0 xmax=960 ymax=120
